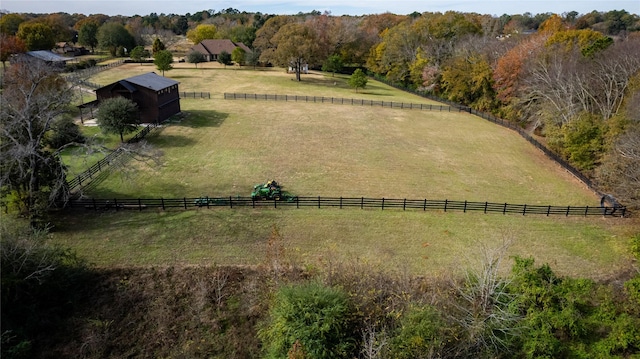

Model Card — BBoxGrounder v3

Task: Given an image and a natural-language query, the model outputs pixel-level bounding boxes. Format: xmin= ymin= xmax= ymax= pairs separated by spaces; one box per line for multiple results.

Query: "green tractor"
xmin=251 ymin=180 xmax=297 ymax=202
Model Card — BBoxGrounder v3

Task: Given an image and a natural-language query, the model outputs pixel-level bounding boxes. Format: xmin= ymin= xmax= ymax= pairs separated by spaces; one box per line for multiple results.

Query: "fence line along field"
xmin=52 ymin=62 xmax=635 ymax=278
xmin=65 ymin=196 xmax=624 ymax=217
xmin=83 ymin=99 xmax=597 ymax=205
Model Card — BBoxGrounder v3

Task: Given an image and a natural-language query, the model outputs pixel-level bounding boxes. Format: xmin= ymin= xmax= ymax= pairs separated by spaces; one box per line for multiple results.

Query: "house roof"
xmin=122 ymin=72 xmax=179 ymax=91
xmin=26 ymin=50 xmax=69 ymax=62
xmin=192 ymin=39 xmax=252 ymax=56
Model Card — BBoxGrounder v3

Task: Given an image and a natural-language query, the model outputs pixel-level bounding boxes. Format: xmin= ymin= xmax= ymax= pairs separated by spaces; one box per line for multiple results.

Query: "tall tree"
xmin=0 ymin=34 xmax=26 ymax=71
xmin=42 ymin=13 xmax=73 ymax=42
xmin=96 ymin=97 xmax=139 ymax=142
xmin=77 ymin=21 xmax=99 ymax=53
xmin=0 ymin=57 xmax=73 ymax=226
xmin=16 ymin=22 xmax=55 ymax=51
xmin=246 ymin=49 xmax=261 ymax=68
xmin=268 ymin=23 xmax=319 ymax=81
xmin=305 ymin=12 xmax=337 ymax=62
xmin=186 ymin=24 xmax=217 ymax=44
xmin=231 ymin=46 xmax=246 ymax=65
xmin=151 ymin=37 xmax=165 ymax=54
xmin=253 ymin=15 xmax=295 ymax=62
xmin=440 ymin=53 xmax=496 ymax=111
xmin=0 ymin=13 xmax=25 ymax=35
xmin=226 ymin=25 xmax=256 ymax=47
xmin=218 ymin=50 xmax=232 ymax=67
xmin=186 ymin=50 xmax=206 ymax=68
xmin=322 ymin=54 xmax=343 ymax=76
xmin=129 ymin=45 xmax=149 ymax=64
xmin=97 ymin=22 xmax=135 ymax=56
xmin=153 ymin=49 xmax=173 ymax=75
xmin=367 ymin=20 xmax=423 ymax=85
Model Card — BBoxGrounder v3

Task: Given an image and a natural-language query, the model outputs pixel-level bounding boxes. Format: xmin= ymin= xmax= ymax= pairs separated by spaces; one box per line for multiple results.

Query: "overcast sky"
xmin=1 ymin=0 xmax=638 ymax=17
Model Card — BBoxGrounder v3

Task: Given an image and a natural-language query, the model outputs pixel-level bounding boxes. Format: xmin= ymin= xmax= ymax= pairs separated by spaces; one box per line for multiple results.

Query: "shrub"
xmin=258 ymin=281 xmax=356 ymax=359
xmin=388 ymin=304 xmax=445 ymax=359
xmin=631 ymin=234 xmax=640 ymax=262
xmin=1 ymin=221 xmax=92 ymax=358
xmin=45 ymin=116 xmax=85 ymax=149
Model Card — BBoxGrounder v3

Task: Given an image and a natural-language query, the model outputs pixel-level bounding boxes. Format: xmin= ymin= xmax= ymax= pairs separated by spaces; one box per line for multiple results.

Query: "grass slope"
xmin=52 ymin=209 xmax=634 ymax=279
xmin=49 ymin=62 xmax=636 ymax=278
xmin=82 ymin=63 xmax=596 ymax=205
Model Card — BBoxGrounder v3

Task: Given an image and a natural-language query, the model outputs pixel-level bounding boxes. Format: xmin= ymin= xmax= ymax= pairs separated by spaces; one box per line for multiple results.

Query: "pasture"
xmin=51 ymin=62 xmax=636 ymax=278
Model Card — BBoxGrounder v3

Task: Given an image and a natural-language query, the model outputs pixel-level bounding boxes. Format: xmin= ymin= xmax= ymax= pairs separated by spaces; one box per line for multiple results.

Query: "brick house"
xmin=191 ymin=39 xmax=252 ymax=62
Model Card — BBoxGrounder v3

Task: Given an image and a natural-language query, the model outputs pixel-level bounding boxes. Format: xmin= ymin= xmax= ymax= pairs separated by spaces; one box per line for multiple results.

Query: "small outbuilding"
xmin=94 ymin=72 xmax=181 ymax=124
xmin=191 ymin=39 xmax=252 ymax=62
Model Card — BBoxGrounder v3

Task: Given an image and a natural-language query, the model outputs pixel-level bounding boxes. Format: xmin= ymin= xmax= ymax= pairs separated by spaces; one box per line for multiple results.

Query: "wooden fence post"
xmin=522 ymin=204 xmax=526 ymax=215
xmin=503 ymin=203 xmax=507 ymax=214
xmin=444 ymin=199 xmax=448 ymax=212
xmin=547 ymin=205 xmax=551 ymax=216
xmin=484 ymin=201 xmax=488 ymax=213
xmin=463 ymin=200 xmax=467 ymax=213
xmin=161 ymin=198 xmax=165 ymax=210
xmin=183 ymin=197 xmax=187 ymax=209
xmin=318 ymin=196 xmax=321 ymax=208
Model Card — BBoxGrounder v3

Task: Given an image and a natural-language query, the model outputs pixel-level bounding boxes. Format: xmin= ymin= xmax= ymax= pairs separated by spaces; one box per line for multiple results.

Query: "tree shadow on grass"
xmin=170 ymin=74 xmax=195 ymax=79
xmin=298 ymin=75 xmax=350 ymax=89
xmin=297 ymin=74 xmax=395 ymax=97
xmin=169 ymin=110 xmax=228 ymax=128
xmin=148 ymin=134 xmax=197 ymax=148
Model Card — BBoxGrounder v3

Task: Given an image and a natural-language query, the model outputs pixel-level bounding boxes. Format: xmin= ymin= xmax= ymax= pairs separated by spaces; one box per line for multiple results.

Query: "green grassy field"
xmin=50 ymin=62 xmax=637 ymax=278
xmin=80 ymin=63 xmax=597 ymax=205
xmin=51 ymin=208 xmax=635 ymax=279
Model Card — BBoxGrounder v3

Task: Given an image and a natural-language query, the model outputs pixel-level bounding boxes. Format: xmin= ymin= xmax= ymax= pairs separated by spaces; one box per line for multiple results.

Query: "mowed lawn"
xmin=51 ymin=62 xmax=636 ymax=278
xmin=83 ymin=63 xmax=596 ymax=205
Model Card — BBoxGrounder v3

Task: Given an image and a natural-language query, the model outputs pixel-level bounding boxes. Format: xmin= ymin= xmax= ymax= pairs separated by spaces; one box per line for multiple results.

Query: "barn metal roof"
xmin=26 ymin=50 xmax=69 ymax=62
xmin=123 ymin=72 xmax=179 ymax=91
xmin=116 ymin=80 xmax=138 ymax=92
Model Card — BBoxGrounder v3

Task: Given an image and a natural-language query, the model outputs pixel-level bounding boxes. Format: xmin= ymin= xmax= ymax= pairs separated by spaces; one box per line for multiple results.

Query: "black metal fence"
xmin=63 ymin=196 xmax=625 ymax=217
xmin=180 ymin=91 xmax=211 ymax=99
xmin=224 ymin=93 xmax=455 ymax=111
xmin=66 ymin=123 xmax=162 ymax=192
